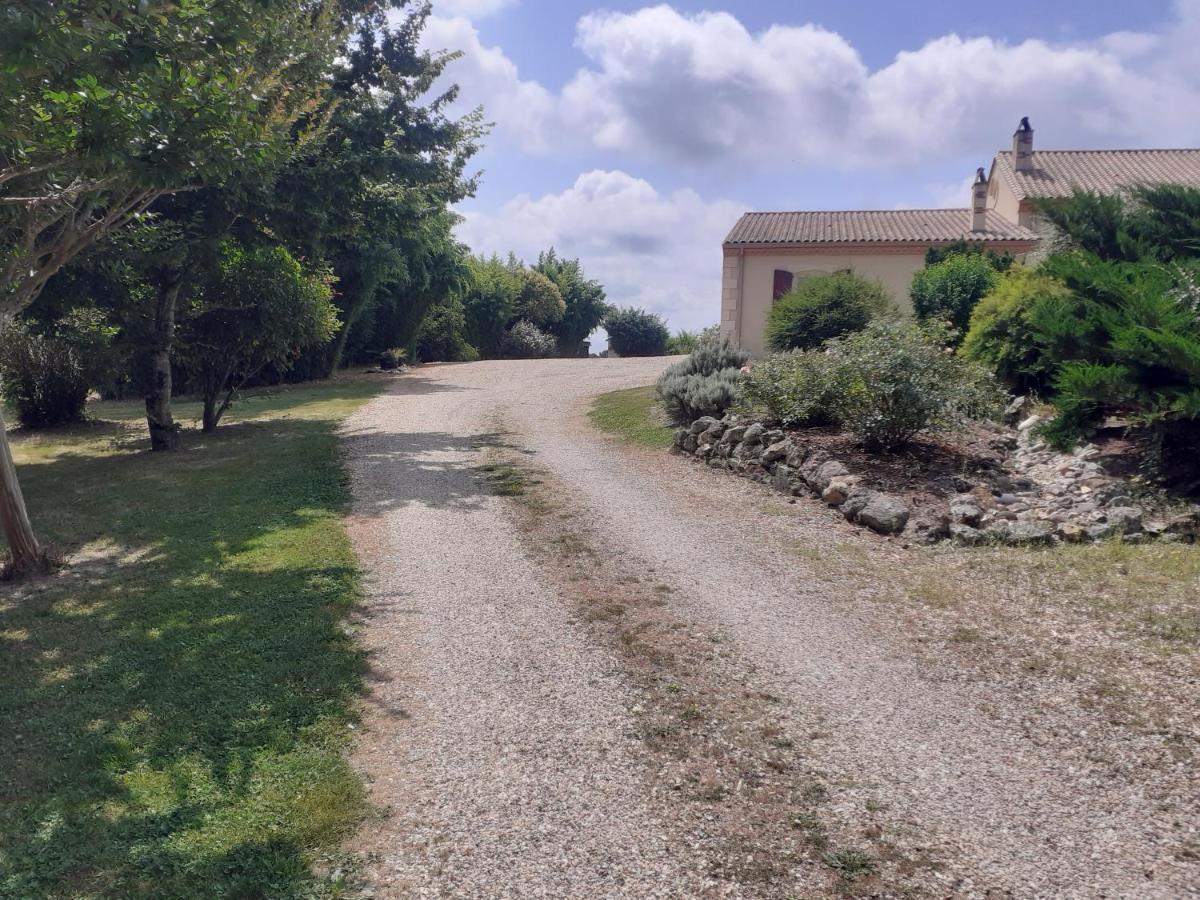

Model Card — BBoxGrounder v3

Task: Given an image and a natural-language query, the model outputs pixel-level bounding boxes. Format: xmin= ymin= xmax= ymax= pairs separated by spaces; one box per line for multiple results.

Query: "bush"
xmin=910 ymin=254 xmax=1000 ymax=336
xmin=416 ymin=298 xmax=479 ymax=362
xmin=666 ymin=330 xmax=699 ymax=355
xmin=378 ymin=348 xmax=408 ymax=370
xmin=961 ymin=267 xmax=1072 ymax=394
xmin=512 ymin=268 xmax=566 ymax=325
xmin=742 ymin=350 xmax=845 ymax=427
xmin=655 ymin=333 xmax=749 ymax=424
xmin=604 ymin=307 xmax=669 ymax=356
xmin=0 ymin=321 xmax=91 ymax=427
xmin=827 ymin=320 xmax=1003 ymax=450
xmin=765 ymin=272 xmax=893 ymax=352
xmin=500 ymin=320 xmax=558 ymax=358
xmin=656 ymin=369 xmax=745 ymax=425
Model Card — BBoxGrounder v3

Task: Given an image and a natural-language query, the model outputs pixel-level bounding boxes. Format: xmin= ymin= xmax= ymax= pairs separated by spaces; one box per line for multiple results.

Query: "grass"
xmin=588 ymin=385 xmax=675 ymax=449
xmin=0 ymin=377 xmax=383 ymax=898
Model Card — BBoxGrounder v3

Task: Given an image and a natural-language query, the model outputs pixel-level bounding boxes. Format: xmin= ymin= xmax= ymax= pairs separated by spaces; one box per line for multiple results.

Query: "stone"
xmin=689 ymin=416 xmax=719 ymax=435
xmin=707 ymin=457 xmax=727 ymax=470
xmin=771 ymin=465 xmax=795 ymax=494
xmin=950 ymin=523 xmax=985 ymax=546
xmin=1105 ymin=494 xmax=1133 ymax=508
xmin=761 ymin=429 xmax=785 ymax=446
xmin=672 ymin=428 xmax=687 ymax=449
xmin=1106 ymin=506 xmax=1143 ymax=535
xmin=841 ymin=488 xmax=874 ymax=521
xmin=760 ymin=439 xmax=790 ymax=465
xmin=732 ymin=441 xmax=761 ymax=461
xmin=821 ymin=476 xmax=859 ymax=507
xmin=682 ymin=434 xmax=698 ymax=453
xmin=1003 ymin=395 xmax=1030 ymax=425
xmin=1164 ymin=510 xmax=1200 ymax=537
xmin=951 ymin=475 xmax=974 ymax=493
xmin=1017 ymin=414 xmax=1042 ymax=432
xmin=1000 ymin=520 xmax=1055 ymax=545
xmin=699 ymin=424 xmax=725 ymax=445
xmin=994 ymin=493 xmax=1021 ymax=506
xmin=804 ymin=459 xmax=850 ymax=494
xmin=950 ymin=499 xmax=984 ymax=527
xmin=744 ymin=462 xmax=767 ymax=479
xmin=1121 ymin=532 xmax=1148 ymax=544
xmin=696 ymin=442 xmax=714 ymax=458
xmin=1160 ymin=533 xmax=1187 ymax=544
xmin=1056 ymin=522 xmax=1087 ymax=543
xmin=908 ymin=513 xmax=950 ymax=544
xmin=1086 ymin=523 xmax=1114 ymax=541
xmin=785 ymin=447 xmax=810 ymax=469
xmin=855 ymin=493 xmax=911 ymax=535
xmin=720 ymin=425 xmax=746 ymax=446
xmin=741 ymin=422 xmax=766 ymax=446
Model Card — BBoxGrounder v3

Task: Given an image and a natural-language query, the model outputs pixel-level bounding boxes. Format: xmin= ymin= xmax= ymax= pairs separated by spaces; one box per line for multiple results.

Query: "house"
xmin=721 ymin=119 xmax=1200 ymax=355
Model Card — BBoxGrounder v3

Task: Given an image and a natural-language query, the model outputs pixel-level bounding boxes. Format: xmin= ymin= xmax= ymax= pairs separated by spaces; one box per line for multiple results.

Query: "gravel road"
xmin=342 ymin=358 xmax=1198 ymax=899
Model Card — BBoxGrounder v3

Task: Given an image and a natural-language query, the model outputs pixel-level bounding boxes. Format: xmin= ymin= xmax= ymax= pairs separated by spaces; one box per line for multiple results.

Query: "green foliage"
xmin=655 ymin=333 xmax=749 ymax=424
xmin=924 ymin=239 xmax=1015 ymax=272
xmin=512 ymin=268 xmax=566 ymax=325
xmin=0 ymin=320 xmax=91 ymax=427
xmin=416 ymin=296 xmax=479 ymax=362
xmin=828 ymin=320 xmax=1003 ymax=450
xmin=536 ymin=249 xmax=609 ymax=355
xmin=1037 ymin=185 xmax=1200 ymax=263
xmin=180 ymin=243 xmax=338 ymax=430
xmin=910 ymin=254 xmax=1000 ymax=336
xmin=0 ymin=379 xmax=379 ymax=897
xmin=962 ymin=266 xmax=1074 ymax=394
xmin=378 ymin=347 xmax=408 ymax=370
xmin=742 ymin=350 xmax=845 ymax=428
xmin=459 ymin=255 xmax=520 ymax=357
xmin=501 ymin=320 xmax=558 ymax=359
xmin=604 ymin=307 xmax=669 ymax=357
xmin=666 ymin=330 xmax=700 ymax=355
xmin=765 ymin=272 xmax=893 ymax=352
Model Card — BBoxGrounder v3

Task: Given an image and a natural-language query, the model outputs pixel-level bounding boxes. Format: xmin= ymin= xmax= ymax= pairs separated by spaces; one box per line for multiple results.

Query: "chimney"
xmin=1012 ymin=116 xmax=1034 ymax=172
xmin=971 ymin=167 xmax=989 ymax=232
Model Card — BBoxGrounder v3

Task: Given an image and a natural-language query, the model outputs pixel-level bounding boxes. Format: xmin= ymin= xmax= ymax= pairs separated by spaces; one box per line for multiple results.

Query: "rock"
xmin=720 ymin=425 xmax=746 ymax=446
xmin=696 ymin=442 xmax=714 ymax=459
xmin=1003 ymin=395 xmax=1030 ymax=425
xmin=760 ymin=439 xmax=790 ymax=466
xmin=682 ymin=434 xmax=698 ymax=453
xmin=707 ymin=457 xmax=727 ymax=470
xmin=908 ymin=512 xmax=950 ymax=544
xmin=821 ymin=476 xmax=859 ymax=507
xmin=994 ymin=493 xmax=1021 ymax=507
xmin=841 ymin=488 xmax=874 ymax=521
xmin=1085 ymin=523 xmax=1114 ymax=541
xmin=951 ymin=475 xmax=974 ymax=493
xmin=1105 ymin=494 xmax=1133 ymax=508
xmin=1056 ymin=522 xmax=1087 ymax=543
xmin=771 ymin=465 xmax=795 ymax=494
xmin=785 ymin=446 xmax=810 ymax=469
xmin=950 ymin=499 xmax=984 ymax=527
xmin=744 ymin=462 xmax=767 ymax=479
xmin=950 ymin=523 xmax=985 ymax=546
xmin=1017 ymin=414 xmax=1042 ymax=432
xmin=855 ymin=493 xmax=911 ymax=535
xmin=1160 ymin=533 xmax=1187 ymax=544
xmin=689 ymin=416 xmax=719 ymax=435
xmin=761 ymin=429 xmax=785 ymax=446
xmin=1164 ymin=510 xmax=1200 ymax=537
xmin=699 ymin=424 xmax=726 ymax=444
xmin=672 ymin=428 xmax=688 ymax=449
xmin=1105 ymin=506 xmax=1143 ymax=535
xmin=742 ymin=422 xmax=766 ymax=446
xmin=804 ymin=459 xmax=850 ymax=494
xmin=1000 ymin=520 xmax=1055 ymax=545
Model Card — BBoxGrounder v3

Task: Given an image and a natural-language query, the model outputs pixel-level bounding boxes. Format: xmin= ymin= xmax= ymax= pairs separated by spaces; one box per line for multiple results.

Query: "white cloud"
xmin=457 ymin=171 xmax=746 ymax=332
xmin=431 ymin=0 xmax=514 ymax=19
xmin=428 ymin=2 xmax=1200 ymax=168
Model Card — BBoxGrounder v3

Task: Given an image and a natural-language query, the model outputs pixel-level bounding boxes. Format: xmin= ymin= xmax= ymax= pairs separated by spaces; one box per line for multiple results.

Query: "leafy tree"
xmin=179 ymin=243 xmax=338 ymax=432
xmin=604 ymin=307 xmax=669 ymax=357
xmin=0 ymin=0 xmax=358 ymax=572
xmin=924 ymin=240 xmax=1015 ymax=271
xmin=416 ymin=295 xmax=478 ymax=362
xmin=766 ymin=272 xmax=892 ymax=351
xmin=911 ymin=254 xmax=999 ymax=337
xmin=459 ymin=255 xmax=520 ymax=357
xmin=535 ymin=249 xmax=608 ymax=356
xmin=511 ymin=268 xmax=565 ymax=326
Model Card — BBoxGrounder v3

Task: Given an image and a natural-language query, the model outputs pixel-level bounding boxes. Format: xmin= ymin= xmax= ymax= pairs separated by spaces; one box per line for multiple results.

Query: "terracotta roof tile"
xmin=992 ymin=149 xmax=1200 ymax=201
xmin=723 ymin=209 xmax=1036 ymax=246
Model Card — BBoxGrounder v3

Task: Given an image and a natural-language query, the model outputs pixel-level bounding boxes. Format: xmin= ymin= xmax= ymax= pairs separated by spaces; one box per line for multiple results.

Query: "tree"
xmin=0 ymin=0 xmax=355 ymax=572
xmin=766 ymin=272 xmax=892 ymax=351
xmin=179 ymin=243 xmax=338 ymax=432
xmin=460 ymin=255 xmax=520 ymax=357
xmin=535 ymin=249 xmax=608 ymax=356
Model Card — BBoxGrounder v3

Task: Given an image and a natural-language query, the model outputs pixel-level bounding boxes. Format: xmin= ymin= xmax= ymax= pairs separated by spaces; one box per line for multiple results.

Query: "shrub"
xmin=512 ymin=268 xmax=566 ymax=325
xmin=666 ymin=329 xmax=699 ymax=355
xmin=0 ymin=321 xmax=91 ymax=427
xmin=416 ymin=297 xmax=479 ymax=362
xmin=656 ymin=369 xmax=745 ymax=425
xmin=910 ymin=254 xmax=1000 ymax=336
xmin=604 ymin=307 xmax=669 ymax=356
xmin=378 ymin=348 xmax=408 ymax=370
xmin=765 ymin=272 xmax=893 ymax=352
xmin=961 ymin=267 xmax=1073 ymax=394
xmin=500 ymin=320 xmax=558 ymax=358
xmin=827 ymin=320 xmax=1003 ymax=450
xmin=655 ymin=333 xmax=749 ymax=424
xmin=741 ymin=350 xmax=845 ymax=428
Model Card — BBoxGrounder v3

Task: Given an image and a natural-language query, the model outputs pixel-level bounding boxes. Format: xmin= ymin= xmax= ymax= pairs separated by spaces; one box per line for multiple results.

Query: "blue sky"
xmin=422 ymin=0 xmax=1199 ymax=334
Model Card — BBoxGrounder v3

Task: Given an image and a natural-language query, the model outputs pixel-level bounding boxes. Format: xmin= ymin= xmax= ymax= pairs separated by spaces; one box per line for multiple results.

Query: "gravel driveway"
xmin=342 ymin=358 xmax=1198 ymax=899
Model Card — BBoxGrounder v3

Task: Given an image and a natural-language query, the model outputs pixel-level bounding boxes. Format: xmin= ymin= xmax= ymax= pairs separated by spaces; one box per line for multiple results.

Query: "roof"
xmin=992 ymin=149 xmax=1200 ymax=201
xmin=723 ymin=208 xmax=1037 ymax=247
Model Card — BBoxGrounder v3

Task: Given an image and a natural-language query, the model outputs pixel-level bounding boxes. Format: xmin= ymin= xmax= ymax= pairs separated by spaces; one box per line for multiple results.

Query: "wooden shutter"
xmin=773 ymin=269 xmax=794 ymax=300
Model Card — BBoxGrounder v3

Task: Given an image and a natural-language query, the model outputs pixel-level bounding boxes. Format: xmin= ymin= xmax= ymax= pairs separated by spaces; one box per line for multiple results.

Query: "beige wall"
xmin=733 ymin=250 xmax=927 ymax=356
xmin=987 ymin=176 xmax=1033 ymax=227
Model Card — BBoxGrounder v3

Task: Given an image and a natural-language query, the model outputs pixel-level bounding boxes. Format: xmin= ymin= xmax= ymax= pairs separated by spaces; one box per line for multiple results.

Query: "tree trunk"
xmin=326 ymin=319 xmax=353 ymax=379
xmin=145 ymin=281 xmax=181 ymax=451
xmin=201 ymin=396 xmax=219 ymax=433
xmin=0 ymin=411 xmax=46 ymax=575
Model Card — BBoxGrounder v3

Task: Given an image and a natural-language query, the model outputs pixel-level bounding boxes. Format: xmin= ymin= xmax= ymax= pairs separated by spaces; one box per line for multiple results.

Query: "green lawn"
xmin=0 ymin=378 xmax=383 ymax=898
xmin=588 ymin=385 xmax=675 ymax=450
